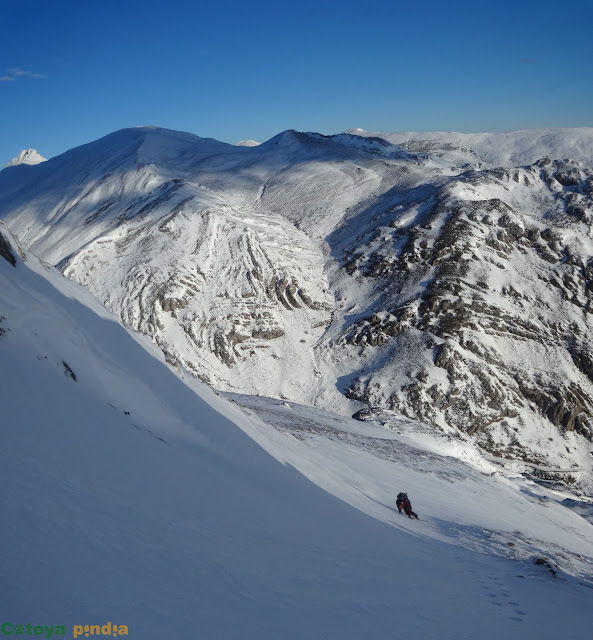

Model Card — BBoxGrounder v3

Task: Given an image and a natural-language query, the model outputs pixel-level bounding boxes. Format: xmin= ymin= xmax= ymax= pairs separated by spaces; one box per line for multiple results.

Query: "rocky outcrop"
xmin=0 ymin=230 xmax=16 ymax=267
xmin=340 ymin=160 xmax=593 ymax=461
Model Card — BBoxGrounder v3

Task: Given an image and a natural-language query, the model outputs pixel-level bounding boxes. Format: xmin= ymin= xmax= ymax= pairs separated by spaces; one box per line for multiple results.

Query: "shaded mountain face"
xmin=1 ymin=126 xmax=592 ymax=477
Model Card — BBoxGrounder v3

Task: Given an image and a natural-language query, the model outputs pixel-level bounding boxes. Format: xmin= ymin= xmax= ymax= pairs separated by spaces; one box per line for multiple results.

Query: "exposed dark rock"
xmin=0 ymin=231 xmax=16 ymax=267
xmin=252 ymin=328 xmax=285 ymax=340
xmin=62 ymin=361 xmax=77 ymax=381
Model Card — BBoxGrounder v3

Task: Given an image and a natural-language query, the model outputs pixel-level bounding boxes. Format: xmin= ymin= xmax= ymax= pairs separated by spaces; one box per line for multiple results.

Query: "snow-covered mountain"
xmin=5 ymin=147 xmax=46 ymax=167
xmin=1 ymin=222 xmax=592 ymax=638
xmin=337 ymin=157 xmax=593 ymax=479
xmin=1 ymin=126 xmax=592 ymax=492
xmin=345 ymin=127 xmax=593 ymax=169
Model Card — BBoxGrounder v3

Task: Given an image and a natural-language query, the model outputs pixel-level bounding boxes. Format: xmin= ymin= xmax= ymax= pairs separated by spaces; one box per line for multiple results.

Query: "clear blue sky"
xmin=1 ymin=0 xmax=592 ymax=164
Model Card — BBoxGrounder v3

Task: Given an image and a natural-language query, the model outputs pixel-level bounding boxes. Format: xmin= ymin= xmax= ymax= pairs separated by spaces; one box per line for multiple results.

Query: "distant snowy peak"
xmin=5 ymin=148 xmax=47 ymax=167
xmin=344 ymin=128 xmax=368 ymax=135
xmin=349 ymin=128 xmax=593 ymax=168
xmin=234 ymin=140 xmax=260 ymax=147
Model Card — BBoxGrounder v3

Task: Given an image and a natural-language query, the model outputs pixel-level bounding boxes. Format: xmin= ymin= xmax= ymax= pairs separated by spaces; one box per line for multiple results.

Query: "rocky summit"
xmin=1 ymin=126 xmax=592 ymax=491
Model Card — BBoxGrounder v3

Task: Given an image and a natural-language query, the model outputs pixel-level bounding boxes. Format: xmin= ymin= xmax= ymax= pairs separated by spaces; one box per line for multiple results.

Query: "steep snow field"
xmin=1 ymin=226 xmax=593 ymax=638
xmin=226 ymin=393 xmax=593 ymax=578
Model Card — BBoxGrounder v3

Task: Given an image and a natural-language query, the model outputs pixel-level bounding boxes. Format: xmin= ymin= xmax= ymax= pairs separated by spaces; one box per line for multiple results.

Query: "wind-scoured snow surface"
xmin=1 ymin=125 xmax=593 ymax=492
xmin=1 ymin=225 xmax=592 ymax=638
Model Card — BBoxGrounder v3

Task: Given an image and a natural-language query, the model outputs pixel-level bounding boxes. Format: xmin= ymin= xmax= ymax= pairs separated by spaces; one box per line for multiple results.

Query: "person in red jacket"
xmin=396 ymin=492 xmax=419 ymax=519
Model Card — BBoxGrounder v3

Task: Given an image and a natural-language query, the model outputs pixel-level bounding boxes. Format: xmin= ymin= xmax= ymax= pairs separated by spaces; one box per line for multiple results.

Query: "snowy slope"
xmin=1 ymin=224 xmax=592 ymax=639
xmin=226 ymin=392 xmax=593 ymax=581
xmin=1 ymin=126 xmax=593 ymax=491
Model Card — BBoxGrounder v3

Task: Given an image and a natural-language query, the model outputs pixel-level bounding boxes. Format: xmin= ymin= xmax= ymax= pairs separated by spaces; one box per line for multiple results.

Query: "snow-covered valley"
xmin=1 ymin=223 xmax=592 ymax=638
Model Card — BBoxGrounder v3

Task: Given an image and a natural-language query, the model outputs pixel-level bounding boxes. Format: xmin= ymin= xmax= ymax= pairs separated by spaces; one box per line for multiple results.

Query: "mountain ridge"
xmin=1 ymin=125 xmax=592 ymax=492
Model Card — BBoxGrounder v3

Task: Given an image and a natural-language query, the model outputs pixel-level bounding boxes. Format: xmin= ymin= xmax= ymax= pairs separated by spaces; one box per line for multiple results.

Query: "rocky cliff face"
xmin=1 ymin=126 xmax=592 ymax=483
xmin=338 ymin=159 xmax=593 ymax=467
